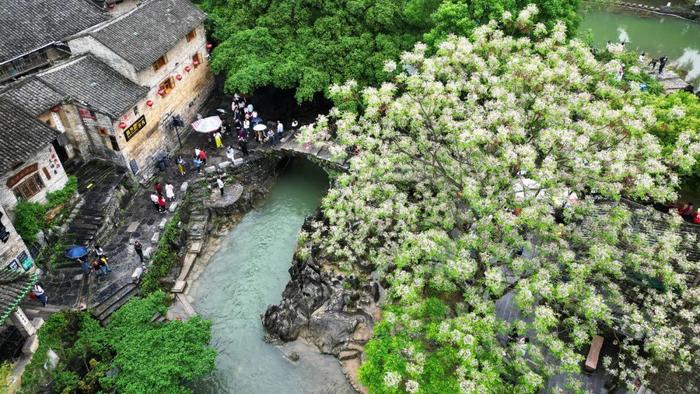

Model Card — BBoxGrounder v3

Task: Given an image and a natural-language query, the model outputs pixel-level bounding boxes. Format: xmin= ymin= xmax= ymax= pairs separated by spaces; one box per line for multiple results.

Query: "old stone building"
xmin=0 ymin=100 xmax=69 ymax=211
xmin=67 ymin=0 xmax=214 ymax=179
xmin=0 ymin=0 xmax=106 ymax=84
xmin=0 ymin=0 xmax=214 ymax=181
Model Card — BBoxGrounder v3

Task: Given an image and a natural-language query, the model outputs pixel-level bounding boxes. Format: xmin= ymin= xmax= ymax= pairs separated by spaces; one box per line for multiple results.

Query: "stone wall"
xmin=0 ymin=145 xmax=69 ymax=211
xmin=67 ymin=36 xmax=139 ymax=82
xmin=0 ymin=204 xmax=34 ymax=271
xmin=110 ymin=24 xmax=214 ymax=181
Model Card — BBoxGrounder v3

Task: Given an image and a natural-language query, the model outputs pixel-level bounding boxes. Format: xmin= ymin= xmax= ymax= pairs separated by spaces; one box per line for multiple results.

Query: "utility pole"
xmin=170 ymin=114 xmax=184 ymax=149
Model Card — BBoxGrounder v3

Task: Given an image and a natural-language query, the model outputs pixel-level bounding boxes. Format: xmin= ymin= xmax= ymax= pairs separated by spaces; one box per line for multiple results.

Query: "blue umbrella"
xmin=65 ymin=245 xmax=88 ymax=260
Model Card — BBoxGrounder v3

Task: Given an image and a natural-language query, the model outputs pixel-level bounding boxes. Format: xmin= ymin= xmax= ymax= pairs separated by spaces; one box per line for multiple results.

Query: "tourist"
xmin=198 ymin=148 xmax=207 ymax=165
xmin=194 ymin=147 xmax=201 ymax=159
xmin=134 ymin=240 xmax=144 ymax=263
xmin=238 ymin=132 xmax=249 ymax=156
xmin=32 ymin=283 xmax=48 ymax=307
xmin=94 ymin=243 xmax=105 ymax=258
xmin=243 ymin=118 xmax=251 ymax=138
xmin=158 ymin=195 xmax=167 ymax=213
xmin=98 ymin=256 xmax=112 ymax=275
xmin=266 ymin=128 xmax=276 ymax=145
xmin=193 ymin=157 xmax=203 ymax=174
xmin=277 ymin=120 xmax=284 ymax=138
xmin=165 ymin=183 xmax=175 ymax=201
xmin=216 ymin=177 xmax=225 ymax=196
xmin=214 ymin=131 xmax=223 ymax=149
xmin=154 ymin=182 xmax=163 ymax=196
xmin=692 ymin=209 xmax=700 ymax=225
xmin=91 ymin=259 xmax=103 ymax=277
xmin=177 ymin=156 xmax=186 ymax=176
xmin=658 ymin=56 xmax=668 ymax=74
xmin=226 ymin=146 xmax=237 ymax=164
xmin=78 ymin=257 xmax=90 ymax=274
xmin=649 ymin=57 xmax=659 ymax=72
xmin=150 ymin=193 xmax=160 ymax=211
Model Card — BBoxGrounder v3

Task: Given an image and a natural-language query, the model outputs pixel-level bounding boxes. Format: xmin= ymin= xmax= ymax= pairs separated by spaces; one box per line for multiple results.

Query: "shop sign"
xmin=17 ymin=251 xmax=32 ymax=271
xmin=78 ymin=107 xmax=96 ymax=120
xmin=124 ymin=115 xmax=147 ymax=142
xmin=6 ymin=163 xmax=38 ymax=188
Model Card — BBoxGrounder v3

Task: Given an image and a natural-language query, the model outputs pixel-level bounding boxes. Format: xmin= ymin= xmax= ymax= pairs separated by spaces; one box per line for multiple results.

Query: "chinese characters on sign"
xmin=124 ymin=115 xmax=147 ymax=142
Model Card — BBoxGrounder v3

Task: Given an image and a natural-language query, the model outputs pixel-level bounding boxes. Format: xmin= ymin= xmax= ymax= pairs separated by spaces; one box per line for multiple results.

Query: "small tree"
xmin=300 ymin=7 xmax=700 ymax=393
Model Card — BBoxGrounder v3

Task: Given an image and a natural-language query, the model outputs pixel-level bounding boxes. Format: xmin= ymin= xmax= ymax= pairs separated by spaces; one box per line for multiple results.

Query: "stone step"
xmin=339 ymin=350 xmax=360 ymax=361
xmin=91 ymin=283 xmax=138 ymax=321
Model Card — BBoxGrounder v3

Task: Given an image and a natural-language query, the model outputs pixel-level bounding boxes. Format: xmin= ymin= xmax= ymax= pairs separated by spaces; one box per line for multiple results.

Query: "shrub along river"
xmin=189 ymin=6 xmax=700 ymax=394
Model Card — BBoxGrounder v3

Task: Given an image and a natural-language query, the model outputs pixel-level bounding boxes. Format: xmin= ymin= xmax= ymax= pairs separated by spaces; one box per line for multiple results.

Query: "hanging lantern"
xmin=184 ymin=65 xmax=192 ymax=72
xmin=119 ymin=121 xmax=127 ymax=129
xmin=206 ymin=42 xmax=213 ymax=50
xmin=51 ymin=106 xmax=60 ymax=113
xmin=175 ymin=74 xmax=182 ymax=81
xmin=146 ymin=99 xmax=154 ymax=107
xmin=158 ymin=88 xmax=166 ymax=96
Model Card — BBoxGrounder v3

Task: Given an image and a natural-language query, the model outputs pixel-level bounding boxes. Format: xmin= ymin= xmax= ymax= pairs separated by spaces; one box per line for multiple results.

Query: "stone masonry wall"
xmin=0 ymin=145 xmax=69 ymax=212
xmin=109 ymin=24 xmax=214 ymax=181
xmin=67 ymin=36 xmax=139 ymax=82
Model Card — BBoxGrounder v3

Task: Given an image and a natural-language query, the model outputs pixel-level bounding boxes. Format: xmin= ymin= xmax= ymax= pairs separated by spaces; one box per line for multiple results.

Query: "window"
xmin=152 ymin=55 xmax=167 ymax=71
xmin=186 ymin=29 xmax=197 ymax=42
xmin=109 ymin=136 xmax=120 ymax=151
xmin=13 ymin=173 xmax=44 ymax=200
xmin=158 ymin=77 xmax=174 ymax=96
xmin=133 ymin=106 xmax=139 ymax=116
xmin=192 ymin=52 xmax=202 ymax=68
xmin=42 ymin=167 xmax=51 ymax=180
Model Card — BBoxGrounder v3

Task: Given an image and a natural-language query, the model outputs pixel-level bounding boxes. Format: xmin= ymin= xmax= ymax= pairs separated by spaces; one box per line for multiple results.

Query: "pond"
xmin=190 ymin=159 xmax=353 ymax=393
xmin=579 ymin=6 xmax=700 ymax=91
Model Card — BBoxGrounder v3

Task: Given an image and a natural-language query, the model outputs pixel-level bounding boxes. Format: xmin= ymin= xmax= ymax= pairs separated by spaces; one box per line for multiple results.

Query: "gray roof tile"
xmin=0 ymin=99 xmax=60 ymax=173
xmin=39 ymin=56 xmax=148 ymax=117
xmin=0 ymin=269 xmax=38 ymax=324
xmin=0 ymin=0 xmax=106 ymax=64
xmin=89 ymin=0 xmax=206 ymax=71
xmin=1 ymin=79 xmax=65 ymax=117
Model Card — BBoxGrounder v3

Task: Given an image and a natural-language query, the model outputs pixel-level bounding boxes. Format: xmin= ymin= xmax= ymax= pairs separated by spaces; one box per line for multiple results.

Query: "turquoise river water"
xmin=190 ymin=160 xmax=353 ymax=393
xmin=580 ymin=6 xmax=700 ymax=90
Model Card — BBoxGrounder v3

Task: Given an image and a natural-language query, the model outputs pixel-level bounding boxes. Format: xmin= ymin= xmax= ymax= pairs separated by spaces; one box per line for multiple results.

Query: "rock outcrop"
xmin=263 ymin=220 xmax=382 ymax=361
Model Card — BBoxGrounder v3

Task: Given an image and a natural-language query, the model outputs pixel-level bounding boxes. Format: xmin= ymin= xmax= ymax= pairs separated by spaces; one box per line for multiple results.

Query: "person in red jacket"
xmin=198 ymin=149 xmax=207 ymax=165
xmin=154 ymin=182 xmax=163 ymax=196
xmin=158 ymin=195 xmax=166 ymax=213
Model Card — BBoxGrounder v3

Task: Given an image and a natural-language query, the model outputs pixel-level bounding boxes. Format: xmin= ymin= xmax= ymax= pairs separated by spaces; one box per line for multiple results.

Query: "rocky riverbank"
xmin=262 ymin=214 xmax=385 ymax=393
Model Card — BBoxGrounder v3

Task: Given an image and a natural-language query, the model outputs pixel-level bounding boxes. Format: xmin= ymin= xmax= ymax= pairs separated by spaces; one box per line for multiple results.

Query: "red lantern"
xmin=175 ymin=74 xmax=182 ymax=81
xmin=119 ymin=122 xmax=127 ymax=129
xmin=206 ymin=43 xmax=213 ymax=50
xmin=185 ymin=65 xmax=192 ymax=72
xmin=51 ymin=106 xmax=60 ymax=113
xmin=158 ymin=88 xmax=166 ymax=96
xmin=146 ymin=99 xmax=154 ymax=107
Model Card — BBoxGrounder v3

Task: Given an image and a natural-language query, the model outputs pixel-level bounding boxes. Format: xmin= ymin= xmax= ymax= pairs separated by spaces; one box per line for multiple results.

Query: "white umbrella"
xmin=191 ymin=116 xmax=222 ymax=133
xmin=253 ymin=124 xmax=267 ymax=132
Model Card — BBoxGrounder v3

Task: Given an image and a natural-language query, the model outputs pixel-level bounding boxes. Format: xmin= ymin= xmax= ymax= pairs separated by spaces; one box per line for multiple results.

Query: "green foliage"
xmin=0 ymin=362 xmax=12 ymax=393
xmin=197 ymin=0 xmax=580 ymax=102
xmin=12 ymin=176 xmax=77 ymax=244
xmin=20 ymin=292 xmax=215 ymax=394
xmin=140 ymin=212 xmax=182 ymax=294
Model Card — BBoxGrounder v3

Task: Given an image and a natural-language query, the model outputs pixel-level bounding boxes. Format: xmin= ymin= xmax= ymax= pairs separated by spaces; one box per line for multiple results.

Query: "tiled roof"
xmin=38 ymin=56 xmax=148 ymax=117
xmin=0 ymin=0 xmax=106 ymax=64
xmin=89 ymin=0 xmax=206 ymax=70
xmin=0 ymin=99 xmax=60 ymax=173
xmin=1 ymin=79 xmax=65 ymax=117
xmin=0 ymin=269 xmax=38 ymax=324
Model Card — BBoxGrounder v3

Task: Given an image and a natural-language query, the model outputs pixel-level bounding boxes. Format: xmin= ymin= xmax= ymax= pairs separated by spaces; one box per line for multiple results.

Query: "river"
xmin=580 ymin=5 xmax=700 ymax=90
xmin=190 ymin=159 xmax=353 ymax=393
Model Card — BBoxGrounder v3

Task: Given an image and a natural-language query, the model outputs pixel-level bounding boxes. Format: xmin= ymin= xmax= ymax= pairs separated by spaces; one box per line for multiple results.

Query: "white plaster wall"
xmin=0 ymin=145 xmax=69 ymax=211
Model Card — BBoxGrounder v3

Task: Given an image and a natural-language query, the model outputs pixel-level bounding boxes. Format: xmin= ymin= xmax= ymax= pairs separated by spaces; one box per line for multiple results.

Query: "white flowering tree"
xmin=298 ymin=6 xmax=700 ymax=393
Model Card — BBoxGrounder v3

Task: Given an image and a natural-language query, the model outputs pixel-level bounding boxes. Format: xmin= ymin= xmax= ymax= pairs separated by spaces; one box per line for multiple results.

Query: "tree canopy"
xmin=298 ymin=8 xmax=700 ymax=393
xmin=195 ymin=0 xmax=580 ymax=102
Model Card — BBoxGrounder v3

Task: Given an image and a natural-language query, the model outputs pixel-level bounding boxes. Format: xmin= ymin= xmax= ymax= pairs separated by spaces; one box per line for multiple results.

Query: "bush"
xmin=20 ymin=292 xmax=215 ymax=394
xmin=140 ymin=213 xmax=181 ymax=294
xmin=12 ymin=176 xmax=78 ymax=245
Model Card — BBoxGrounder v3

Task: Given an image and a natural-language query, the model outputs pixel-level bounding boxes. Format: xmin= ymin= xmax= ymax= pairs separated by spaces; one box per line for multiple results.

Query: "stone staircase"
xmin=90 ymin=281 xmax=139 ymax=325
xmin=64 ymin=160 xmax=128 ymax=246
